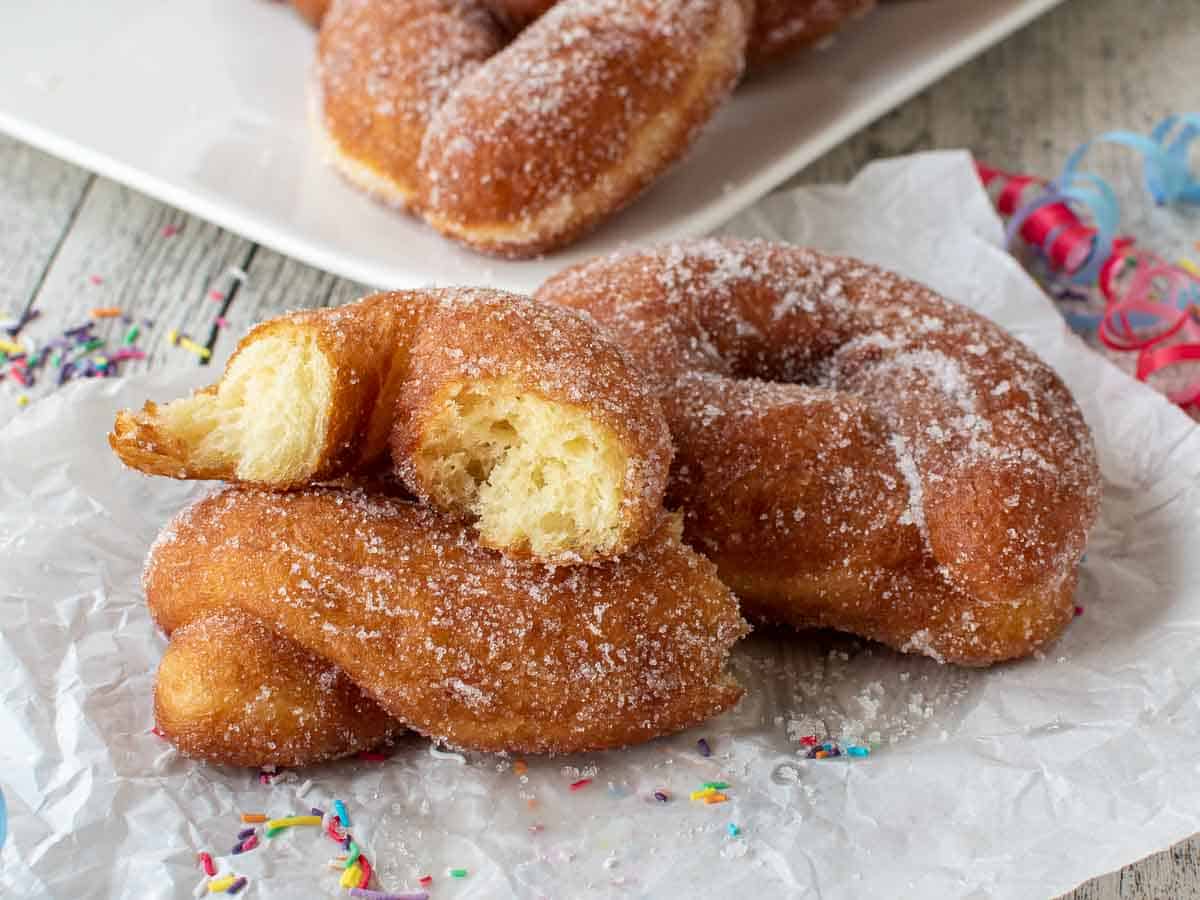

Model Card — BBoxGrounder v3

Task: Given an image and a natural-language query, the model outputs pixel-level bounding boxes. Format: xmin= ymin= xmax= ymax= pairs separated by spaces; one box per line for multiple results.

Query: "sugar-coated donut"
xmin=537 ymin=239 xmax=1101 ymax=665
xmin=110 ymin=289 xmax=672 ymax=563
xmin=748 ymin=0 xmax=876 ymax=67
xmin=478 ymin=0 xmax=874 ymax=66
xmin=156 ymin=610 xmax=401 ymax=767
xmin=145 ymin=485 xmax=747 ymax=758
xmin=317 ymin=0 xmax=751 ymax=257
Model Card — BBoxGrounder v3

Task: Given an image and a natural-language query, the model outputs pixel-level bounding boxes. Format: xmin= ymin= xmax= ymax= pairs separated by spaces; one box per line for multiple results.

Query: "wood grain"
xmin=1 ymin=0 xmax=1198 ymax=894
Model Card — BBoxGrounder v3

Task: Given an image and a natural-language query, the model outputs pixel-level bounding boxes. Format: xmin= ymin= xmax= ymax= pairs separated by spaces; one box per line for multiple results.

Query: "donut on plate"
xmin=110 ymin=288 xmax=672 ymax=563
xmin=146 ymin=485 xmax=747 ymax=759
xmin=477 ymin=0 xmax=876 ymax=66
xmin=537 ymin=239 xmax=1101 ymax=665
xmin=748 ymin=0 xmax=876 ymax=67
xmin=316 ymin=0 xmax=751 ymax=257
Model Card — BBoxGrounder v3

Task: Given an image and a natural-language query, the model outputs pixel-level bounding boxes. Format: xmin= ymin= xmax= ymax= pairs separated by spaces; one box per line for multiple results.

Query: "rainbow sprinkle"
xmin=333 ymin=799 xmax=351 ymax=828
xmin=569 ymin=778 xmax=592 ymax=792
xmin=227 ymin=876 xmax=248 ymax=895
xmin=265 ymin=814 xmax=322 ymax=837
xmin=448 ymin=868 xmax=468 ymax=879
xmin=697 ymin=738 xmax=712 ymax=757
xmin=240 ymin=813 xmax=267 ymax=823
xmin=207 ymin=875 xmax=235 ymax=893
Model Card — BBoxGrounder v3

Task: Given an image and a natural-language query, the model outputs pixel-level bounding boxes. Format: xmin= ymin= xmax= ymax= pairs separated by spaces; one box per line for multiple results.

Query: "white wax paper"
xmin=3 ymin=151 xmax=1199 ymax=900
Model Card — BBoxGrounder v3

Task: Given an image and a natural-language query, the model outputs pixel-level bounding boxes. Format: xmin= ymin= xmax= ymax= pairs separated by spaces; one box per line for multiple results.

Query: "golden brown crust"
xmin=315 ymin=0 xmax=749 ymax=257
xmin=537 ymin=239 xmax=1101 ymax=665
xmin=317 ymin=0 xmax=505 ymax=209
xmin=416 ymin=0 xmax=750 ymax=257
xmin=155 ymin=611 xmax=401 ymax=767
xmin=109 ymin=289 xmax=672 ymax=561
xmin=748 ymin=0 xmax=876 ymax=67
xmin=145 ymin=486 xmax=747 ymax=756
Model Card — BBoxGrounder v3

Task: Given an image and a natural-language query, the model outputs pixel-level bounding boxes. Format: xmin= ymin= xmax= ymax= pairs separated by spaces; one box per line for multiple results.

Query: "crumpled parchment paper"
xmin=2 ymin=152 xmax=1199 ymax=900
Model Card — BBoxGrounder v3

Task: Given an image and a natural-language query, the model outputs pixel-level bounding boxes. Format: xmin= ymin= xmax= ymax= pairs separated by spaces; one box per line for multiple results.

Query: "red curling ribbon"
xmin=1138 ymin=343 xmax=1200 ymax=407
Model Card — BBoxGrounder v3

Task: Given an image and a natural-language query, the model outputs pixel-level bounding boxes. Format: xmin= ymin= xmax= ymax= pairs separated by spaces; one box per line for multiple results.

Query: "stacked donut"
xmin=290 ymin=0 xmax=876 ymax=257
xmin=114 ymin=288 xmax=747 ymax=765
xmin=113 ymin=241 xmax=1100 ymax=768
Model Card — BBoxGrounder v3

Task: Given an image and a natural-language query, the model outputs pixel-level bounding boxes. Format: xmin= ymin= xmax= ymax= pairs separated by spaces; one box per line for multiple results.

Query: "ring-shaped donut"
xmin=537 ymin=239 xmax=1101 ymax=665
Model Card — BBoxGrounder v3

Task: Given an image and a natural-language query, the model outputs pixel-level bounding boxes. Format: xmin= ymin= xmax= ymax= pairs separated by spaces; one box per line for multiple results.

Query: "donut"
xmin=316 ymin=0 xmax=751 ymax=257
xmin=537 ymin=239 xmax=1101 ymax=665
xmin=748 ymin=0 xmax=876 ymax=67
xmin=476 ymin=0 xmax=874 ymax=66
xmin=109 ymin=288 xmax=672 ymax=563
xmin=145 ymin=485 xmax=747 ymax=758
xmin=156 ymin=610 xmax=401 ymax=767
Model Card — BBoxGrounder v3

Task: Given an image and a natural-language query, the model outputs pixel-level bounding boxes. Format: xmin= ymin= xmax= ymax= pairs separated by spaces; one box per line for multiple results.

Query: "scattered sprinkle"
xmin=418 ymin=875 xmax=433 ymax=887
xmin=123 ymin=324 xmax=140 ymax=345
xmin=333 ymin=800 xmax=351 ymax=828
xmin=652 ymin=789 xmax=670 ymax=803
xmin=88 ymin=275 xmax=103 ymax=286
xmin=227 ymin=876 xmax=248 ymax=895
xmin=697 ymin=738 xmax=712 ymax=757
xmin=178 ymin=335 xmax=212 ymax=360
xmin=16 ymin=395 xmax=29 ymax=407
xmin=210 ymin=290 xmax=226 ymax=302
xmin=569 ymin=778 xmax=592 ymax=792
xmin=236 ymin=827 xmax=256 ymax=840
xmin=90 ymin=307 xmax=122 ymax=319
xmin=215 ymin=316 xmax=230 ymax=329
xmin=265 ymin=815 xmax=322 ymax=837
xmin=702 ymin=781 xmax=729 ymax=790
xmin=799 ymin=735 xmax=819 ymax=747
xmin=162 ymin=224 xmax=181 ymax=237
xmin=703 ymin=793 xmax=729 ymax=805
xmin=727 ymin=824 xmax=741 ymax=837
xmin=207 ymin=875 xmax=235 ymax=893
xmin=847 ymin=746 xmax=870 ymax=758
xmin=240 ymin=813 xmax=267 ymax=824
xmin=338 ymin=863 xmax=362 ymax=889
xmin=1074 ymin=605 xmax=1085 ymax=617
xmin=448 ymin=868 xmax=468 ymax=879
xmin=198 ymin=852 xmax=216 ymax=877
xmin=513 ymin=759 xmax=528 ymax=776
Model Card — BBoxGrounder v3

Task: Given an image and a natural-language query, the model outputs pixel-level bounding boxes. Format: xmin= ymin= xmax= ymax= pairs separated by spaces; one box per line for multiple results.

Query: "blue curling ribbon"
xmin=1006 ymin=114 xmax=1200 ymax=289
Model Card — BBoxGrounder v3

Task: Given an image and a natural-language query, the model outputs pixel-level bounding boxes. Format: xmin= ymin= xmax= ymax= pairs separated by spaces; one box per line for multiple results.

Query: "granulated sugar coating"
xmin=112 ymin=287 xmax=674 ymax=564
xmin=749 ymin=0 xmax=876 ymax=66
xmin=317 ymin=0 xmax=750 ymax=256
xmin=143 ymin=485 xmax=747 ymax=759
xmin=537 ymin=238 xmax=1102 ymax=665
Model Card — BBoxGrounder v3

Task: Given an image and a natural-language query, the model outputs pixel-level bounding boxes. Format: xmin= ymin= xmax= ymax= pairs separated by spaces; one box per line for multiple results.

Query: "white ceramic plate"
xmin=0 ymin=0 xmax=1063 ymax=293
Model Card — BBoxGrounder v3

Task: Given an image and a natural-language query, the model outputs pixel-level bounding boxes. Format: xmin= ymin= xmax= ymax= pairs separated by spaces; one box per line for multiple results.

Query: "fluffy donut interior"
xmin=155 ymin=330 xmax=333 ymax=483
xmin=416 ymin=379 xmax=628 ymax=559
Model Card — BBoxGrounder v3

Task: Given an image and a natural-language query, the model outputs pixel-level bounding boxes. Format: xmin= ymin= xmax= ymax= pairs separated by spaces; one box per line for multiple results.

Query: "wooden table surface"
xmin=1 ymin=0 xmax=1197 ymax=895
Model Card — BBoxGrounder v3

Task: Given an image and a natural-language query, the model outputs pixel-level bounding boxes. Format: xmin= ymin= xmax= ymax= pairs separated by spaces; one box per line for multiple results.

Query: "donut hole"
xmin=417 ymin=379 xmax=629 ymax=559
xmin=154 ymin=330 xmax=333 ymax=483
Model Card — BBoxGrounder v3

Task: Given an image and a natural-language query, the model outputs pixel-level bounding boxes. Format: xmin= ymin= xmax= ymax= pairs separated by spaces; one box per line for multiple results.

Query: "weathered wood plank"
xmin=4 ymin=177 xmax=253 ymax=407
xmin=798 ymin=0 xmax=1199 ymax=187
xmin=0 ymin=134 xmax=92 ymax=318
